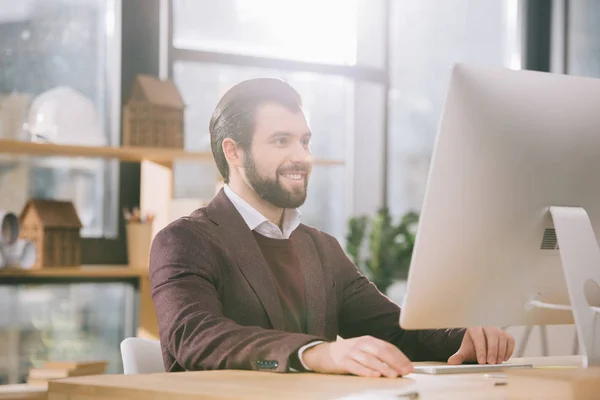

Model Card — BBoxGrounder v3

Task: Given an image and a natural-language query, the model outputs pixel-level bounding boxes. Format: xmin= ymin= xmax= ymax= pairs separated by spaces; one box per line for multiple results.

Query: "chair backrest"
xmin=120 ymin=337 xmax=165 ymax=374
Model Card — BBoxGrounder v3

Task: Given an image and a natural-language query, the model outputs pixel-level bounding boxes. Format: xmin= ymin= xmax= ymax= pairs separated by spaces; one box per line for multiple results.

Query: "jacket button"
xmin=256 ymin=360 xmax=278 ymax=369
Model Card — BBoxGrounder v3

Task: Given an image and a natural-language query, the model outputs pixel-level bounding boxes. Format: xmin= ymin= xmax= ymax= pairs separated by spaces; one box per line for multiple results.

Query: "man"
xmin=149 ymin=78 xmax=515 ymax=378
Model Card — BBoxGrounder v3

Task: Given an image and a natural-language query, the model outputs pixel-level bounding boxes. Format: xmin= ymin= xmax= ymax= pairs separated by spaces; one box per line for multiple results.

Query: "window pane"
xmin=173 ymin=0 xmax=384 ymax=68
xmin=387 ymin=0 xmax=519 ymax=216
xmin=0 ymin=0 xmax=120 ymax=238
xmin=568 ymin=0 xmax=600 ymax=78
xmin=0 ymin=282 xmax=134 ymax=383
xmin=303 ymin=165 xmax=346 ymax=240
xmin=173 ymin=61 xmax=350 ymax=239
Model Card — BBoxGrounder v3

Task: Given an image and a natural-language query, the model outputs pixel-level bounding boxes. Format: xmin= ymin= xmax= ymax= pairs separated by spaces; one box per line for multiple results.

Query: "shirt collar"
xmin=223 ymin=184 xmax=302 ymax=239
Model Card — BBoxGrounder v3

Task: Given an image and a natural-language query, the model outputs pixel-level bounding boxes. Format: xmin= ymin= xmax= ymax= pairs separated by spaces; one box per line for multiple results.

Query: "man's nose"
xmin=289 ymin=140 xmax=312 ymax=163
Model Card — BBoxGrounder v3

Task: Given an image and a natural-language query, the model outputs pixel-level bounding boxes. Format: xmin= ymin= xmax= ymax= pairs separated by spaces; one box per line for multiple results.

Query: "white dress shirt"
xmin=223 ymin=184 xmax=302 ymax=239
xmin=223 ymin=184 xmax=323 ymax=371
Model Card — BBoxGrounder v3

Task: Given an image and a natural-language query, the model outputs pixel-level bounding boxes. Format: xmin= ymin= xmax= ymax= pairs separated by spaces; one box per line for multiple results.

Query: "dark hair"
xmin=209 ymin=78 xmax=302 ymax=183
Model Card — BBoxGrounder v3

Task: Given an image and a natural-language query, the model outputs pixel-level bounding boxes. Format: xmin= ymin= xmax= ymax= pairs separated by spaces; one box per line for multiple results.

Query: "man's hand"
xmin=448 ymin=327 xmax=515 ymax=365
xmin=302 ymin=336 xmax=414 ymax=378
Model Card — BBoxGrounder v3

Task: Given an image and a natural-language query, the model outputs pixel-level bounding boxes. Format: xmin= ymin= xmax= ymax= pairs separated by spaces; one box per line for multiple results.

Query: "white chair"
xmin=120 ymin=337 xmax=165 ymax=374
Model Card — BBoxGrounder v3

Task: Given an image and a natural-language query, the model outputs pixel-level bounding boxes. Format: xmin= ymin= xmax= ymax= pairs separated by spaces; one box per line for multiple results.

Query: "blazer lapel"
xmin=206 ymin=190 xmax=285 ymax=331
xmin=292 ymin=230 xmax=327 ymax=337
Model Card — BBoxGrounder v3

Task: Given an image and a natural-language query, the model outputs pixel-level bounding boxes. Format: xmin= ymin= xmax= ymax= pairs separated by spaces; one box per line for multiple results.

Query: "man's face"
xmin=243 ymin=103 xmax=313 ymax=209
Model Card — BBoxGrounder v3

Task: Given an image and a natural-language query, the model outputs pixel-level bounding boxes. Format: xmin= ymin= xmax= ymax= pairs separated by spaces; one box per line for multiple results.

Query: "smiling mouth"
xmin=280 ymin=173 xmax=305 ymax=181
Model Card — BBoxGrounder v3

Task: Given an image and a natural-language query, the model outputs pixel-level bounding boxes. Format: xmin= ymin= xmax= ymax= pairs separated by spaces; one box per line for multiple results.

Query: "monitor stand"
xmin=529 ymin=206 xmax=600 ymax=368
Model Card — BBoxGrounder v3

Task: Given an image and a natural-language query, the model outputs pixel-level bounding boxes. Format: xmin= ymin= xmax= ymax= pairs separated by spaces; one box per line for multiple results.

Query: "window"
xmin=168 ymin=0 xmax=386 ymax=241
xmin=0 ymin=0 xmax=121 ymax=238
xmin=172 ymin=0 xmax=383 ymax=67
xmin=387 ymin=0 xmax=522 ymax=217
xmin=0 ymin=281 xmax=135 ymax=382
xmin=567 ymin=0 xmax=600 ymax=78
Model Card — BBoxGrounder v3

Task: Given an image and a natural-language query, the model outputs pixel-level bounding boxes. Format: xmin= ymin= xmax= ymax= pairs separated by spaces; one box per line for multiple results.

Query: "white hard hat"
xmin=26 ymin=86 xmax=106 ymax=147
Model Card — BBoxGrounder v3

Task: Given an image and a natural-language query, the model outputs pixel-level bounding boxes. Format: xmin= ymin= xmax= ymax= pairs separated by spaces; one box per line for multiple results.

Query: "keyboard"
xmin=412 ymin=363 xmax=533 ymax=375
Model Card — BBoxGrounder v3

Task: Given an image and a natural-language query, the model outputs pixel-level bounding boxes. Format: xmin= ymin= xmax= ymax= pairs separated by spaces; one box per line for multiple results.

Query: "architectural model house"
xmin=122 ymin=74 xmax=185 ymax=148
xmin=19 ymin=199 xmax=82 ymax=268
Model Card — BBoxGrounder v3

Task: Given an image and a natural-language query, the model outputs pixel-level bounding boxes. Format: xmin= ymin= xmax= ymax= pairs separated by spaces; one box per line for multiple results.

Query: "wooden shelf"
xmin=0 ymin=139 xmax=212 ymax=164
xmin=0 ymin=265 xmax=158 ymax=340
xmin=0 ymin=139 xmax=344 ymax=165
xmin=312 ymin=158 xmax=345 ymax=166
xmin=0 ymin=265 xmax=146 ymax=279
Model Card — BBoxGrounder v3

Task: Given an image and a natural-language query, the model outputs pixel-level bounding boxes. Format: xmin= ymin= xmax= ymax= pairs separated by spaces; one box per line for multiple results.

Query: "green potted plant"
xmin=346 ymin=207 xmax=419 ymax=294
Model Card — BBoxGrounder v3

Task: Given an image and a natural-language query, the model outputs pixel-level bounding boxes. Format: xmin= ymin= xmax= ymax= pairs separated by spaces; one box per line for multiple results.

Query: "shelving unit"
xmin=0 ymin=140 xmax=204 ymax=346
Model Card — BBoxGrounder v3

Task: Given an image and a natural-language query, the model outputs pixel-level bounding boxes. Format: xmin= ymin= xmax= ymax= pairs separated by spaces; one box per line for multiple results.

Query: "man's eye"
xmin=275 ymin=138 xmax=287 ymax=145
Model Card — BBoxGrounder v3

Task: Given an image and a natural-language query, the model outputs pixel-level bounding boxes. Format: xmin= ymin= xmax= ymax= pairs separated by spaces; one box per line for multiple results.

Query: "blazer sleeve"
xmin=149 ymin=219 xmax=324 ymax=373
xmin=330 ymin=236 xmax=465 ymax=362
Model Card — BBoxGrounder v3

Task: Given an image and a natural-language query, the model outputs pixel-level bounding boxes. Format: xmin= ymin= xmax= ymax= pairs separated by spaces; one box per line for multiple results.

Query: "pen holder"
xmin=126 ymin=222 xmax=153 ymax=269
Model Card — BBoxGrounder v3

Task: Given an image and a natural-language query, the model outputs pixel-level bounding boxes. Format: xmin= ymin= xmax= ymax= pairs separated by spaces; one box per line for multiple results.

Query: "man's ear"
xmin=222 ymin=138 xmax=244 ymax=168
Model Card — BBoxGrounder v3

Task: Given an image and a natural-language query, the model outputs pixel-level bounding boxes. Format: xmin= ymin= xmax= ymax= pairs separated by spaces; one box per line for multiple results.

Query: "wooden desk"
xmin=0 ymin=384 xmax=46 ymax=400
xmin=46 ymin=357 xmax=584 ymax=400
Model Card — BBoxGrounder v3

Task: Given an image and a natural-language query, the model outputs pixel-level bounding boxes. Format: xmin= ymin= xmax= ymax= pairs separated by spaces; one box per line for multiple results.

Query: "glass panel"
xmin=387 ymin=0 xmax=520 ymax=216
xmin=353 ymin=81 xmax=385 ymax=216
xmin=302 ymin=165 xmax=346 ymax=241
xmin=172 ymin=0 xmax=385 ymax=68
xmin=0 ymin=281 xmax=134 ymax=384
xmin=0 ymin=155 xmax=118 ymax=238
xmin=0 ymin=0 xmax=120 ymax=238
xmin=568 ymin=0 xmax=600 ymax=78
xmin=173 ymin=61 xmax=351 ymax=239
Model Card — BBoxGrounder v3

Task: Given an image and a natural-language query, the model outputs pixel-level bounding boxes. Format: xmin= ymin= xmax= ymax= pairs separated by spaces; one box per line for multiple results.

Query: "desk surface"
xmin=46 ymin=356 xmax=584 ymax=400
xmin=0 ymin=384 xmax=47 ymax=400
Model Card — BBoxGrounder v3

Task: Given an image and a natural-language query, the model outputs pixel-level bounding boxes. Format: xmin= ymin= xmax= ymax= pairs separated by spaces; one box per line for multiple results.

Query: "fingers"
xmin=447 ymin=351 xmax=465 ymax=365
xmin=343 ymin=357 xmax=382 ymax=378
xmin=361 ymin=340 xmax=413 ymax=376
xmin=497 ymin=331 xmax=507 ymax=364
xmin=483 ymin=327 xmax=499 ymax=364
xmin=351 ymin=349 xmax=400 ymax=378
xmin=468 ymin=327 xmax=488 ymax=364
xmin=343 ymin=336 xmax=413 ymax=378
xmin=505 ymin=334 xmax=515 ymax=361
xmin=481 ymin=328 xmax=514 ymax=364
xmin=459 ymin=328 xmax=516 ymax=365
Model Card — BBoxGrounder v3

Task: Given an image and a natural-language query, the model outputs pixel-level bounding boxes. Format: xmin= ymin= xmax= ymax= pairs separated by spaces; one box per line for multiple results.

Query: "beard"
xmin=244 ymin=153 xmax=309 ymax=209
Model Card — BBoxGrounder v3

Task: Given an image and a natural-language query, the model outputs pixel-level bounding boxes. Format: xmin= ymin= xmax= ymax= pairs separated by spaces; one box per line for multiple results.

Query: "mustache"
xmin=277 ymin=164 xmax=310 ymax=174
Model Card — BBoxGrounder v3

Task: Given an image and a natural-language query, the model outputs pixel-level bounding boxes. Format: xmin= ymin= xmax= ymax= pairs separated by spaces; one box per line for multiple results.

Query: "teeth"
xmin=282 ymin=173 xmax=302 ymax=180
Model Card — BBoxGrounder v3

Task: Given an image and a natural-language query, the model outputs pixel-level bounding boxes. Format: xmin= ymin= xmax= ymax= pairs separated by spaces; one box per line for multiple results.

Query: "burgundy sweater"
xmin=252 ymin=231 xmax=306 ymax=334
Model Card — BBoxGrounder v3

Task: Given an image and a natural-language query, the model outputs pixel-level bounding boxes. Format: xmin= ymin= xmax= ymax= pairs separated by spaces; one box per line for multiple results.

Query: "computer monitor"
xmin=400 ymin=63 xmax=600 ymax=367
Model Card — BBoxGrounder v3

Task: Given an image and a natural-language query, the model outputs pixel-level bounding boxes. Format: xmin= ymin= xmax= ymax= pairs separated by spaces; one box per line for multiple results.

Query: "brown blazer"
xmin=149 ymin=189 xmax=465 ymax=373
